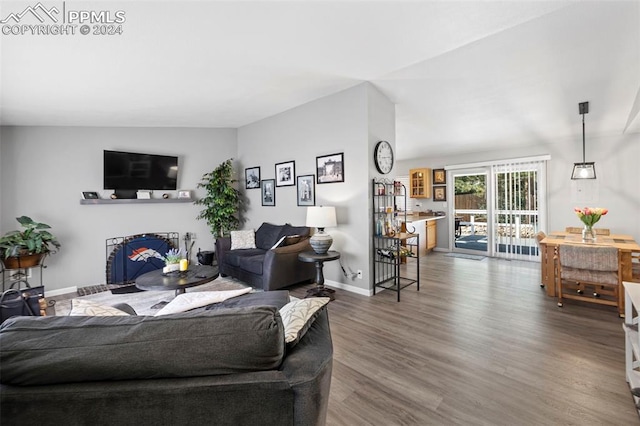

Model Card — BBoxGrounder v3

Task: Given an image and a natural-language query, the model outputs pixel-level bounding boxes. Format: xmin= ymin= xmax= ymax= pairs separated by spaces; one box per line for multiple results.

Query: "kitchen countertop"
xmin=406 ymin=214 xmax=446 ymax=223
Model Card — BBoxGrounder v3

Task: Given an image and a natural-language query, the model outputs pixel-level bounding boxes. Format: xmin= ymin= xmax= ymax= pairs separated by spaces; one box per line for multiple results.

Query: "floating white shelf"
xmin=80 ymin=198 xmax=194 ymax=205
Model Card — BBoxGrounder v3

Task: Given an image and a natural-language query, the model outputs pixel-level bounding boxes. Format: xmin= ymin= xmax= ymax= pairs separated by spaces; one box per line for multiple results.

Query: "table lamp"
xmin=306 ymin=206 xmax=337 ymax=254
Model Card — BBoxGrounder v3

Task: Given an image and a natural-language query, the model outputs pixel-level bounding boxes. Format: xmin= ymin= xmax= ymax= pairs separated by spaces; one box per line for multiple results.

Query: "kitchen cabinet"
xmin=426 ymin=220 xmax=437 ymax=251
xmin=409 ymin=168 xmax=432 ymax=198
xmin=405 ymin=215 xmax=445 ymax=256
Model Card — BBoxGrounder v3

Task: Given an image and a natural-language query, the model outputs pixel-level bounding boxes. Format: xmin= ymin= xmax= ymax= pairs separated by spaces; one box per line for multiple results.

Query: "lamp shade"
xmin=571 ymin=162 xmax=596 ymax=179
xmin=306 ymin=206 xmax=337 ymax=254
xmin=306 ymin=206 xmax=337 ymax=229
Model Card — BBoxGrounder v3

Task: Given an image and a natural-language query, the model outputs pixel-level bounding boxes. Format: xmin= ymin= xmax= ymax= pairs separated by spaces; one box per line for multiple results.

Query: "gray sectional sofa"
xmin=216 ymin=223 xmax=316 ymax=291
xmin=0 ymin=291 xmax=333 ymax=426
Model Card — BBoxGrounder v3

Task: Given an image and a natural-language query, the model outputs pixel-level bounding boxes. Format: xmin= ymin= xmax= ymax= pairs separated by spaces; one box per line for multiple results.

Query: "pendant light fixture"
xmin=571 ymin=101 xmax=596 ymax=179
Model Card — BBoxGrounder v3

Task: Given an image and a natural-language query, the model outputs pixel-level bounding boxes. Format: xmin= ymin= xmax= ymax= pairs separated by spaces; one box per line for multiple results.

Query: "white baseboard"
xmin=323 ymin=279 xmax=372 ymax=297
xmin=47 ymin=286 xmax=77 ymax=297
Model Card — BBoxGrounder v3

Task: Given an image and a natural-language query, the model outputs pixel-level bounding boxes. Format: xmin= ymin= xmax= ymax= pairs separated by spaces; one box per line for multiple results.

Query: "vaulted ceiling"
xmin=1 ymin=1 xmax=638 ymax=159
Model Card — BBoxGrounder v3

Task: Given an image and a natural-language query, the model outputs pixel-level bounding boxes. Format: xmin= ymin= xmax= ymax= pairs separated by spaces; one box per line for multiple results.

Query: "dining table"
xmin=539 ymin=231 xmax=640 ymax=298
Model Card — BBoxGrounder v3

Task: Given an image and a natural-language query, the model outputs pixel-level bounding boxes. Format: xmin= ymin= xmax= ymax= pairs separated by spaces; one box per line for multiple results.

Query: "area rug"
xmin=445 ymin=253 xmax=487 ymax=261
xmin=54 ymin=277 xmax=252 ymax=316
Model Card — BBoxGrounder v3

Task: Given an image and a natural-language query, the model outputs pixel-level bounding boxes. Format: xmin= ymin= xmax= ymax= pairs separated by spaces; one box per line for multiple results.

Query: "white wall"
xmin=0 ymin=126 xmax=237 ymax=292
xmin=397 ymin=132 xmax=640 ymax=249
xmin=238 ymin=83 xmax=394 ymax=293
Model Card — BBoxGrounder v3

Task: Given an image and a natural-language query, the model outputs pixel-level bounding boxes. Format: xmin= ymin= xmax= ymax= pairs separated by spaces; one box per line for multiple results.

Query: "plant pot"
xmin=2 ymin=253 xmax=44 ymax=269
xmin=163 ymin=263 xmax=180 ymax=273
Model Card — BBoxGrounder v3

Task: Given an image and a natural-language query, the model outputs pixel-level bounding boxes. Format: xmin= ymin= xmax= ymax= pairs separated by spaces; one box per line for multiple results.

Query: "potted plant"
xmin=0 ymin=216 xmax=61 ymax=269
xmin=195 ymin=159 xmax=245 ymax=238
xmin=162 ymin=248 xmax=183 ymax=273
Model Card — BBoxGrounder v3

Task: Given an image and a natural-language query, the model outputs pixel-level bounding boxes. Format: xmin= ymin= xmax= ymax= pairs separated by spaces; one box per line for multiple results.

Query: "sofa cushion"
xmin=225 ymin=248 xmax=266 ymax=267
xmin=0 ymin=306 xmax=285 ymax=386
xmin=230 ymin=230 xmax=256 ymax=250
xmin=255 ymin=223 xmax=286 ymax=250
xmin=69 ymin=299 xmax=130 ymax=316
xmin=239 ymin=255 xmax=265 ymax=275
xmin=207 ymin=290 xmax=290 ymax=311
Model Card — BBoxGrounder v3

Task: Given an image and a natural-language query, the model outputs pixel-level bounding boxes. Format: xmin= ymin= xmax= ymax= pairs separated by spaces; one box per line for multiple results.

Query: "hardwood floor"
xmin=289 ymin=252 xmax=639 ymax=425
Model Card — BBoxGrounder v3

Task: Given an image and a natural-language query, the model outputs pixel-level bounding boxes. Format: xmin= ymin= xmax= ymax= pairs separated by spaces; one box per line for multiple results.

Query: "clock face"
xmin=374 ymin=140 xmax=394 ymax=174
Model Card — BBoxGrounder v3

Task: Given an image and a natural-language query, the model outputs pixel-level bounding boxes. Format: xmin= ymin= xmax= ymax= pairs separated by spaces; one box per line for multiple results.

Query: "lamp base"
xmin=309 ymin=230 xmax=333 ymax=254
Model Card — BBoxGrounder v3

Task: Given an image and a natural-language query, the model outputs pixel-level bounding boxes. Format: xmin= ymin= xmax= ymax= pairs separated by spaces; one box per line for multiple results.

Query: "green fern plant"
xmin=195 ymin=159 xmax=244 ymax=238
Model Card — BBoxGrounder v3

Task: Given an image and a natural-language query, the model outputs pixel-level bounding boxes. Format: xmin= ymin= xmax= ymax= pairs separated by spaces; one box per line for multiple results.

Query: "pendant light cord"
xmin=582 ymin=112 xmax=586 ymax=164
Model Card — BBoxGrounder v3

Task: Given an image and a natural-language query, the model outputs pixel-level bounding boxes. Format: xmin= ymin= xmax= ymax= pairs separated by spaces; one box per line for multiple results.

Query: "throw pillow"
xmin=154 ymin=288 xmax=252 ymax=316
xmin=270 ymin=235 xmax=304 ymax=249
xmin=270 ymin=235 xmax=287 ymax=249
xmin=69 ymin=299 xmax=130 ymax=316
xmin=279 ymin=297 xmax=330 ymax=348
xmin=284 ymin=235 xmax=303 ymax=246
xmin=283 ymin=223 xmax=311 ymax=238
xmin=230 ymin=230 xmax=256 ymax=250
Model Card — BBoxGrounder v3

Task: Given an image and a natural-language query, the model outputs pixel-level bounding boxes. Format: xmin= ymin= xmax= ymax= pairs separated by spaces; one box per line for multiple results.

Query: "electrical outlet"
xmin=357 ymin=270 xmax=363 ymax=279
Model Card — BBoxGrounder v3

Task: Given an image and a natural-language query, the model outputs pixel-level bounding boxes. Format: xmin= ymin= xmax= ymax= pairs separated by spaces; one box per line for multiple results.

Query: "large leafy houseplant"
xmin=195 ymin=159 xmax=244 ymax=238
xmin=0 ymin=216 xmax=61 ymax=268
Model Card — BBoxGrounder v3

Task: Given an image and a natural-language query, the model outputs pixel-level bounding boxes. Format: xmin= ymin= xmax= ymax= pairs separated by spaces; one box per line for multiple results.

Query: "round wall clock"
xmin=374 ymin=140 xmax=394 ymax=174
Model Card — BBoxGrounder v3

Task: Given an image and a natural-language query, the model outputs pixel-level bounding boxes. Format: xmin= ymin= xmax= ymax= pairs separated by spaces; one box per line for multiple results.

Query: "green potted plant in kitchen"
xmin=0 ymin=216 xmax=61 ymax=269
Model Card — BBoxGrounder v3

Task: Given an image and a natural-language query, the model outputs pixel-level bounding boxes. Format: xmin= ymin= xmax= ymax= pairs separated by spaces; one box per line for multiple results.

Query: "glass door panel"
xmin=453 ymin=171 xmax=489 ymax=254
xmin=492 ymin=163 xmax=543 ymax=261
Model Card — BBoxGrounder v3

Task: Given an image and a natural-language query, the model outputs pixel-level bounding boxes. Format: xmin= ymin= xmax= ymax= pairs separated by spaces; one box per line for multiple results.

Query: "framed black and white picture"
xmin=316 ymin=153 xmax=344 ymax=184
xmin=296 ymin=175 xmax=315 ymax=206
xmin=245 ymin=166 xmax=260 ymax=189
xmin=275 ymin=161 xmax=295 ymax=187
xmin=261 ymin=179 xmax=276 ymax=206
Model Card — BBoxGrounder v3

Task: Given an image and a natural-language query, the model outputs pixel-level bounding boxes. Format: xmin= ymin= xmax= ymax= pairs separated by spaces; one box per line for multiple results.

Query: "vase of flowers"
xmin=162 ymin=248 xmax=183 ymax=273
xmin=574 ymin=207 xmax=608 ymax=242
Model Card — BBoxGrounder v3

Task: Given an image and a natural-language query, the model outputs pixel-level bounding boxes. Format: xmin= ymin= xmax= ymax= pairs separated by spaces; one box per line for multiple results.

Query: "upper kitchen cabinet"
xmin=409 ymin=168 xmax=432 ymax=198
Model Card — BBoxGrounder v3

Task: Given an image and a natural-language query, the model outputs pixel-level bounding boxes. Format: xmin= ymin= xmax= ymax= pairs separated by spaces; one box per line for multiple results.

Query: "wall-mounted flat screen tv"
xmin=104 ymin=150 xmax=178 ymax=193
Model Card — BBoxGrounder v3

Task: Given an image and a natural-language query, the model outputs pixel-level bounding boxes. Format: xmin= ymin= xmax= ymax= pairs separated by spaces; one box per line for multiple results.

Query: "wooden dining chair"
xmin=565 ymin=227 xmax=583 ymax=234
xmin=556 ymin=245 xmax=622 ymax=316
xmin=632 ymin=250 xmax=640 ymax=283
xmin=565 ymin=226 xmax=610 ymax=236
xmin=535 ymin=231 xmax=547 ymax=288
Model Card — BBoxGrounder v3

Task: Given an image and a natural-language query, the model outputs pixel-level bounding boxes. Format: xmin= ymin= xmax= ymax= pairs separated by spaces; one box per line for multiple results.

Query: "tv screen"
xmin=104 ymin=150 xmax=178 ymax=191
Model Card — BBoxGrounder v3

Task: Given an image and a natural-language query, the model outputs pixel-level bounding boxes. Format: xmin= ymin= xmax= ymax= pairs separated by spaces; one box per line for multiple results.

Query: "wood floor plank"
xmin=290 ymin=253 xmax=639 ymax=425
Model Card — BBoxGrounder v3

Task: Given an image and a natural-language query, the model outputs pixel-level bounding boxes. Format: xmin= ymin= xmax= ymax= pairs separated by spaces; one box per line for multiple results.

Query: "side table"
xmin=298 ymin=250 xmax=340 ymax=301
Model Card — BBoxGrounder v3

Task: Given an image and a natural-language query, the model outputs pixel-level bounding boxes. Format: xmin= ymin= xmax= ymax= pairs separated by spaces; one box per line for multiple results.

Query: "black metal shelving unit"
xmin=372 ymin=179 xmax=419 ymax=301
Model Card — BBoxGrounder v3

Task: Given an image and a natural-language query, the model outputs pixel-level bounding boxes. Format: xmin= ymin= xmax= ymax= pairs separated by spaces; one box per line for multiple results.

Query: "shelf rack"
xmin=623 ymin=281 xmax=640 ymax=410
xmin=372 ymin=179 xmax=419 ymax=302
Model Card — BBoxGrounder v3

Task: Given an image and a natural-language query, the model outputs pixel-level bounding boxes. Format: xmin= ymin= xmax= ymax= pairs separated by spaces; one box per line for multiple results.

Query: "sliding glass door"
xmin=449 ymin=157 xmax=547 ymax=261
xmin=452 ymin=170 xmax=490 ymax=255
xmin=491 ymin=161 xmax=546 ymax=261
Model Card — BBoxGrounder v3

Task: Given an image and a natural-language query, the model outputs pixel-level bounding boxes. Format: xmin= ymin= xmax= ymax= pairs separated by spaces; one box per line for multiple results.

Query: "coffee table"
xmin=135 ymin=265 xmax=219 ymax=296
